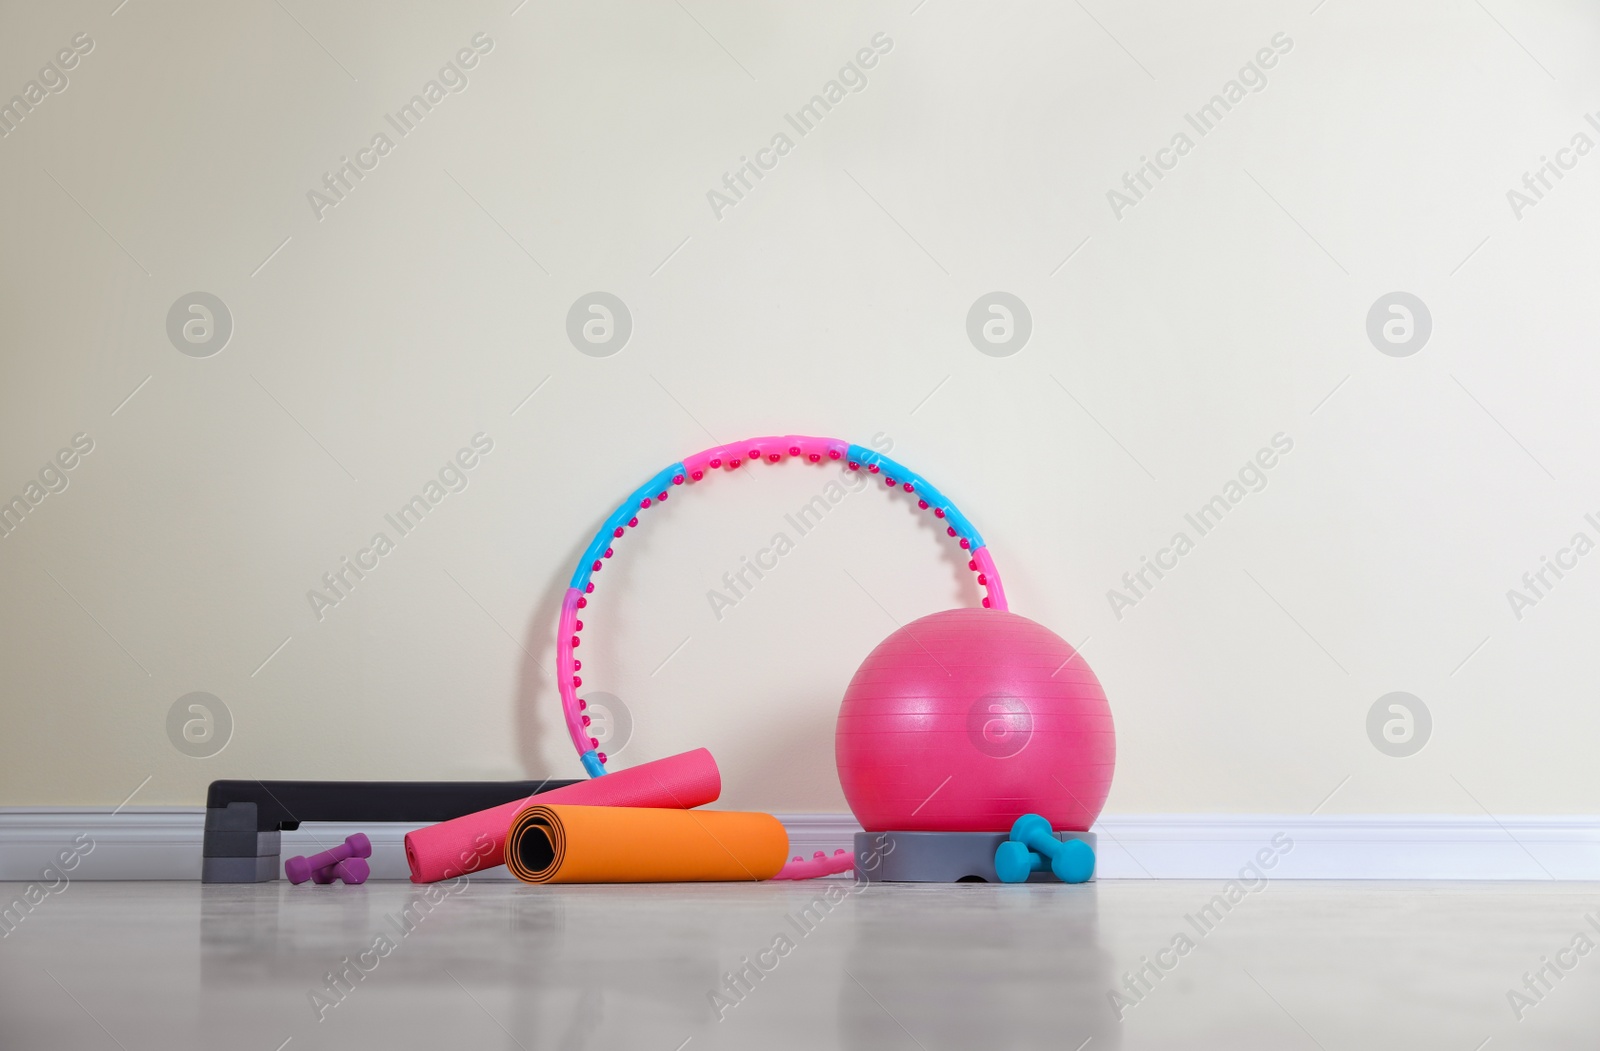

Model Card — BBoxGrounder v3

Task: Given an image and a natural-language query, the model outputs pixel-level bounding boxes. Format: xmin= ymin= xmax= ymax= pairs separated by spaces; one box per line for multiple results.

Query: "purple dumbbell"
xmin=308 ymin=856 xmax=368 ymax=885
xmin=285 ymin=834 xmax=372 ymax=885
xmin=330 ymin=857 xmax=369 ymax=885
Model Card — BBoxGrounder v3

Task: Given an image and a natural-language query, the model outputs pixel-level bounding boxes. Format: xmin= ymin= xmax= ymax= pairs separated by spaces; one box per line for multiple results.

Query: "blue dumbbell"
xmin=993 ymin=814 xmax=1094 ymax=884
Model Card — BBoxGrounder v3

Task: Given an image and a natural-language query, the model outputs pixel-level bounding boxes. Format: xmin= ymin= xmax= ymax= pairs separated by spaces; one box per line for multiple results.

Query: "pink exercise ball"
xmin=835 ymin=608 xmax=1115 ymax=833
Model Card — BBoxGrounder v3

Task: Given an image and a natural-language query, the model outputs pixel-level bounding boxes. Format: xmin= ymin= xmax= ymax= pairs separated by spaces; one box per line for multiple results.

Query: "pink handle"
xmin=771 ymin=849 xmax=855 ymax=880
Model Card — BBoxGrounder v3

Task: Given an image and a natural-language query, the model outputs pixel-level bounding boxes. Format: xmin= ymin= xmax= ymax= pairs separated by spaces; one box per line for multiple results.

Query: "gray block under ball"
xmin=853 ymin=830 xmax=1096 ymax=883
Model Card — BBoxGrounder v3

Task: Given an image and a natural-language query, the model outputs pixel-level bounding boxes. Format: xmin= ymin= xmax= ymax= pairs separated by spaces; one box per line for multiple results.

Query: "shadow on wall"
xmin=722 ymin=700 xmax=843 ymax=812
xmin=513 ymin=521 xmax=599 ymax=780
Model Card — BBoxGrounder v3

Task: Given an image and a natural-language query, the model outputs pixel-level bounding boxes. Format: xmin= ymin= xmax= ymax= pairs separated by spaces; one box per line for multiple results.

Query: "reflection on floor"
xmin=0 ymin=879 xmax=1595 ymax=1049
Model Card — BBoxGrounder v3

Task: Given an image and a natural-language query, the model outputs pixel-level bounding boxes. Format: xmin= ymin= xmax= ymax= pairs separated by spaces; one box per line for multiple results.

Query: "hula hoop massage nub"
xmin=556 ymin=435 xmax=1008 ymax=778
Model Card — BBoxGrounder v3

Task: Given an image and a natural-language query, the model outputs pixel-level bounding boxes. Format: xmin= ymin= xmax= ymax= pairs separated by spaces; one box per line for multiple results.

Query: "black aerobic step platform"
xmin=201 ymin=778 xmax=580 ymax=883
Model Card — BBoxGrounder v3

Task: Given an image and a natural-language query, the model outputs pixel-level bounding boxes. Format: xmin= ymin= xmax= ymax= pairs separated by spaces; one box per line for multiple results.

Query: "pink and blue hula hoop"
xmin=557 ymin=435 xmax=1008 ymax=778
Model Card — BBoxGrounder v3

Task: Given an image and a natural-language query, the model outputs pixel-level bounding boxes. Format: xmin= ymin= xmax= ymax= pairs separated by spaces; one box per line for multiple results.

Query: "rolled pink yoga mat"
xmin=404 ymin=748 xmax=721 ymax=883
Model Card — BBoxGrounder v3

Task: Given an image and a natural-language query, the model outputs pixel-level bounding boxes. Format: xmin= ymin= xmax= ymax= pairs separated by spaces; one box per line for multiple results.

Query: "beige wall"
xmin=2 ymin=0 xmax=1597 ymax=816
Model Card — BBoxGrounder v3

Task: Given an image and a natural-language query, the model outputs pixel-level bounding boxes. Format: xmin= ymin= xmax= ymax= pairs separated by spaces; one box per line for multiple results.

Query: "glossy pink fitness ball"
xmin=835 ymin=608 xmax=1114 ymax=833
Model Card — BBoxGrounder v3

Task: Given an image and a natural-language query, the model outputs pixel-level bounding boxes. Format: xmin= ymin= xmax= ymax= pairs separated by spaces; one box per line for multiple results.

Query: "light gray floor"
xmin=1 ymin=879 xmax=1596 ymax=1049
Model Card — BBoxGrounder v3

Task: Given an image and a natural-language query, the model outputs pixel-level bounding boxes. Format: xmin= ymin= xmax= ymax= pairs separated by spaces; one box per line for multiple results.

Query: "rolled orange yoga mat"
xmin=404 ymin=748 xmax=721 ymax=883
xmin=506 ymin=804 xmax=788 ymax=883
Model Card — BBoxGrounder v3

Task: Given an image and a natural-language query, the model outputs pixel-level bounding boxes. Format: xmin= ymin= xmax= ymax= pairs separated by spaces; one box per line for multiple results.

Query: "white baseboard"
xmin=1088 ymin=815 xmax=1600 ymax=881
xmin=3 ymin=809 xmax=1598 ymax=882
